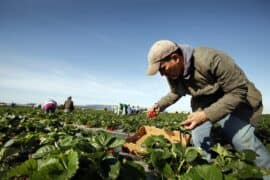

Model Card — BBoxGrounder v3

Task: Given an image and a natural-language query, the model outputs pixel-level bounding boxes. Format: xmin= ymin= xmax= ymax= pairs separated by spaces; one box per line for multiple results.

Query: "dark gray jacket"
xmin=156 ymin=47 xmax=262 ymax=126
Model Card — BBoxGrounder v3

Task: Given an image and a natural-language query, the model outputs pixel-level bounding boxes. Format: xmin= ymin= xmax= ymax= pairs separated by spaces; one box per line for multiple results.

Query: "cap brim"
xmin=146 ymin=62 xmax=160 ymax=76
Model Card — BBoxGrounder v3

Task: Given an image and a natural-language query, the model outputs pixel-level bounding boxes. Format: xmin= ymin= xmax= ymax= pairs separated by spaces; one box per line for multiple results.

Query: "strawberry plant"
xmin=0 ymin=106 xmax=269 ymax=179
xmin=141 ymin=136 xmax=268 ymax=179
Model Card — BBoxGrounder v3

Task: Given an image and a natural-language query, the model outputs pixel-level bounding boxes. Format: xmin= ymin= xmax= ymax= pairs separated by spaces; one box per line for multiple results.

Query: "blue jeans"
xmin=191 ymin=114 xmax=270 ymax=178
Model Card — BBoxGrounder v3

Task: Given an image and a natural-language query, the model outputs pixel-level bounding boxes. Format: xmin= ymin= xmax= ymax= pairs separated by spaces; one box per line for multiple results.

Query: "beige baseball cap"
xmin=146 ymin=40 xmax=179 ymax=75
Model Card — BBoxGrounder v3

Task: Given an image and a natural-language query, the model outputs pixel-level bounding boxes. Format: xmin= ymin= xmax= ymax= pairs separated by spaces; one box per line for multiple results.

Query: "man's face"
xmin=159 ymin=53 xmax=184 ymax=79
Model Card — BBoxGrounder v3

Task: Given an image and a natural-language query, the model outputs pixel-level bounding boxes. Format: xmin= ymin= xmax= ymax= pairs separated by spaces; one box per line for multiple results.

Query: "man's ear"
xmin=171 ymin=53 xmax=180 ymax=62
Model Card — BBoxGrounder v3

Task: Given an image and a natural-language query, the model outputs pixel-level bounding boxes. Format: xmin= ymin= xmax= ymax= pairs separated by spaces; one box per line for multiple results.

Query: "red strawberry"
xmin=147 ymin=111 xmax=156 ymax=119
xmin=107 ymin=127 xmax=114 ymax=131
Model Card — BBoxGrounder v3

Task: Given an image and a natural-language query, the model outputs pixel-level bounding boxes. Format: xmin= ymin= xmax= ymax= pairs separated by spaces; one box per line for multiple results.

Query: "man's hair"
xmin=175 ymin=48 xmax=183 ymax=56
xmin=161 ymin=48 xmax=183 ymax=62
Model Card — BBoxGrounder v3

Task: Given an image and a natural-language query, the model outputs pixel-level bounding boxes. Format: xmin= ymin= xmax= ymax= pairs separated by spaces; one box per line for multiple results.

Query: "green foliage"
xmin=32 ymin=145 xmax=58 ymax=159
xmin=90 ymin=132 xmax=125 ymax=151
xmin=142 ymin=136 xmax=206 ymax=179
xmin=212 ymin=144 xmax=265 ymax=179
xmin=143 ymin=136 xmax=265 ymax=179
xmin=109 ymin=161 xmax=121 ymax=179
xmin=7 ymin=159 xmax=37 ymax=178
xmin=118 ymin=160 xmax=146 ymax=180
xmin=0 ymin=106 xmax=269 ymax=179
xmin=7 ymin=150 xmax=79 ymax=180
xmin=183 ymin=164 xmax=223 ymax=180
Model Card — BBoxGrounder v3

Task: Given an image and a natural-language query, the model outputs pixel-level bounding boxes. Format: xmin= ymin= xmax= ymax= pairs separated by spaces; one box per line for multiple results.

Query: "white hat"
xmin=146 ymin=40 xmax=179 ymax=75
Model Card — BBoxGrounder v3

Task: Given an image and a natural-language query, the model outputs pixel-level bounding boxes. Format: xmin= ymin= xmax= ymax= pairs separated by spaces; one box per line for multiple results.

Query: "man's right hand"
xmin=147 ymin=104 xmax=160 ymax=118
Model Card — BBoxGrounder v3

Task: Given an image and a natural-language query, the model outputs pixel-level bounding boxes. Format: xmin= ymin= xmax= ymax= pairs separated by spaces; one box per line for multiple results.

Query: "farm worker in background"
xmin=122 ymin=104 xmax=127 ymax=115
xmin=42 ymin=99 xmax=57 ymax=113
xmin=146 ymin=40 xmax=270 ymax=174
xmin=33 ymin=103 xmax=41 ymax=109
xmin=116 ymin=104 xmax=121 ymax=115
xmin=119 ymin=103 xmax=124 ymax=115
xmin=64 ymin=96 xmax=74 ymax=113
xmin=118 ymin=103 xmax=128 ymax=115
xmin=127 ymin=104 xmax=132 ymax=115
xmin=113 ymin=105 xmax=118 ymax=114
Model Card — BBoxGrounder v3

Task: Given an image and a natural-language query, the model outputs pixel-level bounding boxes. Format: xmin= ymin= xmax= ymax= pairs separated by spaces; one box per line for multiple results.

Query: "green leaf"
xmin=98 ymin=132 xmax=113 ymax=145
xmin=162 ymin=163 xmax=174 ymax=179
xmin=224 ymin=174 xmax=238 ymax=180
xmin=185 ymin=148 xmax=199 ymax=162
xmin=108 ymin=138 xmax=125 ymax=149
xmin=213 ymin=156 xmax=234 ymax=173
xmin=162 ymin=148 xmax=172 ymax=159
xmin=236 ymin=149 xmax=257 ymax=162
xmin=232 ymin=161 xmax=263 ymax=179
xmin=0 ymin=147 xmax=20 ymax=161
xmin=180 ymin=169 xmax=202 ymax=180
xmin=7 ymin=159 xmax=37 ymax=178
xmin=143 ymin=135 xmax=170 ymax=149
xmin=3 ymin=138 xmax=18 ymax=147
xmin=37 ymin=158 xmax=62 ymax=171
xmin=91 ymin=132 xmax=114 ymax=150
xmin=58 ymin=150 xmax=79 ymax=179
xmin=31 ymin=145 xmax=58 ymax=159
xmin=119 ymin=160 xmax=145 ymax=180
xmin=171 ymin=143 xmax=185 ymax=158
xmin=75 ymin=140 xmax=95 ymax=153
xmin=109 ymin=161 xmax=121 ymax=179
xmin=211 ymin=143 xmax=234 ymax=158
xmin=150 ymin=149 xmax=167 ymax=171
xmin=58 ymin=136 xmax=77 ymax=149
xmin=32 ymin=150 xmax=79 ymax=180
xmin=194 ymin=165 xmax=223 ymax=180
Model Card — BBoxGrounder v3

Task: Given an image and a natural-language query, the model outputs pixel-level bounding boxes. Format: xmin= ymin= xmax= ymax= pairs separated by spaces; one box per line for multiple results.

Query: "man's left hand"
xmin=181 ymin=111 xmax=208 ymax=130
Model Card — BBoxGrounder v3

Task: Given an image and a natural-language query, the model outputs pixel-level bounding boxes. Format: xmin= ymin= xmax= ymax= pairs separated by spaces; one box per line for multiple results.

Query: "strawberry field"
xmin=0 ymin=106 xmax=270 ymax=179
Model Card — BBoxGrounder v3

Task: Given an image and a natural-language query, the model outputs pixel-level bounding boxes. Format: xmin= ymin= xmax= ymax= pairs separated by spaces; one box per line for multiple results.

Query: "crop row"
xmin=0 ymin=106 xmax=269 ymax=179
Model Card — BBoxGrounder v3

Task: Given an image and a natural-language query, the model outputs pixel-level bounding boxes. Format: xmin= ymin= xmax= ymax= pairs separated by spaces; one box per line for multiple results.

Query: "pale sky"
xmin=0 ymin=0 xmax=269 ymax=113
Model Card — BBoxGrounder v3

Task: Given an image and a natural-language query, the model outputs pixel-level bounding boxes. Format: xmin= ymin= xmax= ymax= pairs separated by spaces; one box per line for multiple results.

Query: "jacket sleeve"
xmin=204 ymin=54 xmax=248 ymax=122
xmin=156 ymin=77 xmax=186 ymax=111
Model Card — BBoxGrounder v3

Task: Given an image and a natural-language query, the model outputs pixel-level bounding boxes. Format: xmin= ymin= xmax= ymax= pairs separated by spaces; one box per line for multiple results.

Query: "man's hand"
xmin=181 ymin=111 xmax=208 ymax=130
xmin=148 ymin=103 xmax=160 ymax=113
xmin=147 ymin=103 xmax=160 ymax=118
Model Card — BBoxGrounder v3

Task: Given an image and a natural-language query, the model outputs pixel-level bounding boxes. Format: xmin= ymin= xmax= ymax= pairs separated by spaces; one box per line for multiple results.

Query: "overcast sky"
xmin=0 ymin=0 xmax=269 ymax=113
